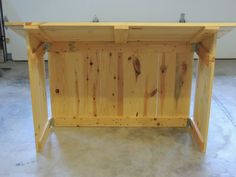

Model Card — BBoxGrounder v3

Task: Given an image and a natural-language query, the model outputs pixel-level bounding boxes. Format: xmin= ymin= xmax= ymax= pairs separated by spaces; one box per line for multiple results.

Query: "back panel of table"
xmin=48 ymin=42 xmax=193 ymax=127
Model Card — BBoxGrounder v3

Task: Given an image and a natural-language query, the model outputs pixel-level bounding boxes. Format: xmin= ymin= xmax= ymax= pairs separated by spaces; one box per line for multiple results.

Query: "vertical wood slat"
xmin=156 ymin=52 xmax=193 ymax=117
xmin=98 ymin=51 xmax=118 ymax=116
xmin=123 ymin=51 xmax=144 ymax=117
xmin=123 ymin=49 xmax=159 ymax=117
xmin=157 ymin=52 xmax=176 ymax=116
xmin=175 ymin=52 xmax=194 ymax=116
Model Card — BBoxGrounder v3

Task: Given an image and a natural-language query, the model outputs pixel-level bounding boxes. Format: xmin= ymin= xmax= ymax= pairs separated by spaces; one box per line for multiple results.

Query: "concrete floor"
xmin=0 ymin=60 xmax=236 ymax=177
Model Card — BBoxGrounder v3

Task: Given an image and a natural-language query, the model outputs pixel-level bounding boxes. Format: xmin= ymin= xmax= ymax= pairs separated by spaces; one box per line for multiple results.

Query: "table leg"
xmin=27 ymin=33 xmax=50 ymax=152
xmin=191 ymin=33 xmax=217 ymax=152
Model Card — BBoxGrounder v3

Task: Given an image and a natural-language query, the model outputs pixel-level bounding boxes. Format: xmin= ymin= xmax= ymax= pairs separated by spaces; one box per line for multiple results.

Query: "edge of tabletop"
xmin=5 ymin=22 xmax=236 ymax=41
xmin=5 ymin=22 xmax=236 ymax=29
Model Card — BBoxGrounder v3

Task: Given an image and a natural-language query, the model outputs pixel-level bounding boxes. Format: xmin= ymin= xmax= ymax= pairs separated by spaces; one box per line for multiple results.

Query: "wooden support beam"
xmin=37 ymin=119 xmax=51 ymax=151
xmin=27 ymin=32 xmax=44 ymax=54
xmin=195 ymin=42 xmax=215 ymax=66
xmin=114 ymin=25 xmax=129 ymax=43
xmin=192 ymin=32 xmax=217 ymax=152
xmin=54 ymin=117 xmax=188 ymax=127
xmin=189 ymin=118 xmax=204 ymax=151
xmin=27 ymin=32 xmax=50 ymax=152
xmin=189 ymin=27 xmax=206 ymax=43
xmin=189 ymin=26 xmax=219 ymax=44
xmin=24 ymin=22 xmax=54 ymax=42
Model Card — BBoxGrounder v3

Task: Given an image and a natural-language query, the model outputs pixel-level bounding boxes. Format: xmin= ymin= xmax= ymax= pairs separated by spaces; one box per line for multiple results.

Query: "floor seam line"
xmin=212 ymin=93 xmax=236 ymax=127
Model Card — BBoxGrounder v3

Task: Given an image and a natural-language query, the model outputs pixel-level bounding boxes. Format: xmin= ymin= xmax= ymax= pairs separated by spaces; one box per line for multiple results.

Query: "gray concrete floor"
xmin=0 ymin=60 xmax=236 ymax=177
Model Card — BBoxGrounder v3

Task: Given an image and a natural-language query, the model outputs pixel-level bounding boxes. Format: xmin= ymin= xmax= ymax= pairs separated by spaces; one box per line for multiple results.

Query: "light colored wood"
xmin=175 ymin=52 xmax=194 ymax=115
xmin=7 ymin=22 xmax=236 ymax=28
xmin=189 ymin=118 xmax=204 ymax=151
xmin=6 ymin=22 xmax=236 ymax=42
xmin=47 ymin=41 xmax=192 ymax=53
xmin=37 ymin=119 xmax=51 ymax=151
xmin=156 ymin=51 xmax=193 ymax=117
xmin=114 ymin=26 xmax=129 ymax=43
xmin=54 ymin=117 xmax=188 ymax=127
xmin=189 ymin=26 xmax=219 ymax=43
xmin=193 ymin=32 xmax=217 ymax=152
xmin=196 ymin=42 xmax=215 ymax=66
xmin=8 ymin=22 xmax=235 ymax=152
xmin=27 ymin=32 xmax=49 ymax=152
xmin=48 ymin=43 xmax=193 ymax=120
xmin=157 ymin=52 xmax=176 ymax=116
xmin=189 ymin=27 xmax=205 ymax=43
xmin=122 ymin=48 xmax=159 ymax=117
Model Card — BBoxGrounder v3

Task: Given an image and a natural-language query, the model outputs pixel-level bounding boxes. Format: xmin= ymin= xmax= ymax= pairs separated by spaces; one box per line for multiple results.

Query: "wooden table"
xmin=6 ymin=22 xmax=236 ymax=152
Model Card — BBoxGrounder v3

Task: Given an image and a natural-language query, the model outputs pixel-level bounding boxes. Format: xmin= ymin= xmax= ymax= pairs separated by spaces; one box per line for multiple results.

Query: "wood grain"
xmin=27 ymin=33 xmax=49 ymax=152
xmin=193 ymin=33 xmax=217 ymax=152
xmin=48 ymin=43 xmax=193 ymax=122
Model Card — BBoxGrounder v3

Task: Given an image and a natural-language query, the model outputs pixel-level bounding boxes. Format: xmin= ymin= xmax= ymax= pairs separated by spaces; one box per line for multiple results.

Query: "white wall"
xmin=3 ymin=0 xmax=236 ymax=60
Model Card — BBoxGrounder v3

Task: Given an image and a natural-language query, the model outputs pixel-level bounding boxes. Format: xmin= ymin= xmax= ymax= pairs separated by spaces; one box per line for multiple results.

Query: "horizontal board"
xmin=54 ymin=117 xmax=188 ymax=127
xmin=6 ymin=22 xmax=236 ymax=42
xmin=48 ymin=42 xmax=192 ymax=53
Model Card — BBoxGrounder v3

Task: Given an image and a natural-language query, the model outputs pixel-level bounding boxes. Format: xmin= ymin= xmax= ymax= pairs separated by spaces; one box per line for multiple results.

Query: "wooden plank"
xmin=123 ymin=49 xmax=144 ymax=117
xmin=38 ymin=22 xmax=236 ymax=28
xmin=123 ymin=48 xmax=159 ymax=117
xmin=27 ymin=33 xmax=49 ymax=152
xmin=157 ymin=52 xmax=176 ymax=116
xmin=42 ymin=26 xmax=114 ymax=42
xmin=7 ymin=22 xmax=236 ymax=28
xmin=49 ymin=52 xmax=77 ymax=117
xmin=189 ymin=118 xmax=204 ymax=151
xmin=114 ymin=26 xmax=129 ymax=43
xmin=189 ymin=27 xmax=206 ymax=43
xmin=174 ymin=52 xmax=194 ymax=116
xmin=196 ymin=42 xmax=215 ymax=66
xmin=49 ymin=48 xmax=99 ymax=117
xmin=37 ymin=119 xmax=51 ymax=150
xmin=97 ymin=50 xmax=118 ymax=116
xmin=48 ymin=42 xmax=191 ymax=53
xmin=6 ymin=22 xmax=236 ymax=42
xmin=193 ymin=32 xmax=217 ymax=152
xmin=142 ymin=51 xmax=159 ymax=117
xmin=24 ymin=22 xmax=54 ymax=42
xmin=54 ymin=117 xmax=188 ymax=127
xmin=189 ymin=26 xmax=219 ymax=43
xmin=156 ymin=50 xmax=193 ymax=117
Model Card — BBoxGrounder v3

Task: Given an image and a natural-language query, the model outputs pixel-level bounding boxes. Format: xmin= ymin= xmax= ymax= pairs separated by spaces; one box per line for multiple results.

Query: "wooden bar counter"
xmin=6 ymin=22 xmax=236 ymax=152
